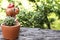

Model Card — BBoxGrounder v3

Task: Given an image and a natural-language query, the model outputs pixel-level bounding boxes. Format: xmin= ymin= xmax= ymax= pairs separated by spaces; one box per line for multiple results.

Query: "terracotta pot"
xmin=1 ymin=22 xmax=20 ymax=40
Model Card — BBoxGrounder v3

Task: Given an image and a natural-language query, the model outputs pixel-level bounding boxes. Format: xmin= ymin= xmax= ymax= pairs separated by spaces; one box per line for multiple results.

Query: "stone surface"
xmin=0 ymin=27 xmax=60 ymax=40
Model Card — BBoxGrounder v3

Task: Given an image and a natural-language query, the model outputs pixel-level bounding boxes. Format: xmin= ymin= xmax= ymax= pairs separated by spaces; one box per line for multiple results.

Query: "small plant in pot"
xmin=1 ymin=16 xmax=20 ymax=40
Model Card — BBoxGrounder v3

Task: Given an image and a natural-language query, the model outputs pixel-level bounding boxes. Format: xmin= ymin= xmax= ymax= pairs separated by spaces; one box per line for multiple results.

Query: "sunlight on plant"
xmin=20 ymin=0 xmax=33 ymax=11
xmin=0 ymin=12 xmax=6 ymax=20
xmin=51 ymin=20 xmax=60 ymax=30
xmin=1 ymin=0 xmax=9 ymax=9
xmin=48 ymin=12 xmax=58 ymax=20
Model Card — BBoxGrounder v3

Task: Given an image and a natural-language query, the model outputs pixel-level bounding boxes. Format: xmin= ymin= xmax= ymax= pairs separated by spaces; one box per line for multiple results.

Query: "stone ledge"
xmin=0 ymin=27 xmax=60 ymax=40
xmin=19 ymin=28 xmax=60 ymax=40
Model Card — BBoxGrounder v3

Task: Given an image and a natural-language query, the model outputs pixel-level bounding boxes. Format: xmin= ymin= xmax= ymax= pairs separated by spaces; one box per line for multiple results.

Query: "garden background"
xmin=0 ymin=0 xmax=60 ymax=30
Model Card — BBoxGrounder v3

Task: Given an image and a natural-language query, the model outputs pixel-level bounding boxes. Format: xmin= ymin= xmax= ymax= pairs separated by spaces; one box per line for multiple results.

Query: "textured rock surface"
xmin=0 ymin=27 xmax=60 ymax=40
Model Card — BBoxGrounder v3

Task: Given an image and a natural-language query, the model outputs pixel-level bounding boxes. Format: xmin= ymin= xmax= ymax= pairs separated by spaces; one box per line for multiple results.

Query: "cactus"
xmin=4 ymin=16 xmax=16 ymax=26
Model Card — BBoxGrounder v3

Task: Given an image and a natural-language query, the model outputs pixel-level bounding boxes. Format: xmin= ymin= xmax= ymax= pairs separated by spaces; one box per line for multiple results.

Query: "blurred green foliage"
xmin=0 ymin=0 xmax=60 ymax=30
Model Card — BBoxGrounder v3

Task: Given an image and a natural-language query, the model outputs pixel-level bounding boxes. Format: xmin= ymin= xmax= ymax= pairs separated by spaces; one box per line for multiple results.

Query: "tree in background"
xmin=0 ymin=0 xmax=60 ymax=29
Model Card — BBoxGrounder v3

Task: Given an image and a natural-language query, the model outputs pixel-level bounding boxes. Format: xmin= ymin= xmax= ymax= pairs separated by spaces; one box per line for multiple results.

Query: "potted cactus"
xmin=1 ymin=16 xmax=20 ymax=40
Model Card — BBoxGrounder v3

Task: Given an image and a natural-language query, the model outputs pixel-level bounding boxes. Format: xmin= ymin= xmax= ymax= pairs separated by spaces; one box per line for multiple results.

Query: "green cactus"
xmin=4 ymin=16 xmax=16 ymax=26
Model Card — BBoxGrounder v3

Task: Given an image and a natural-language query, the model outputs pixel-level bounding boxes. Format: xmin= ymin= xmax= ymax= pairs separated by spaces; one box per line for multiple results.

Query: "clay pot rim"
xmin=1 ymin=22 xmax=20 ymax=27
